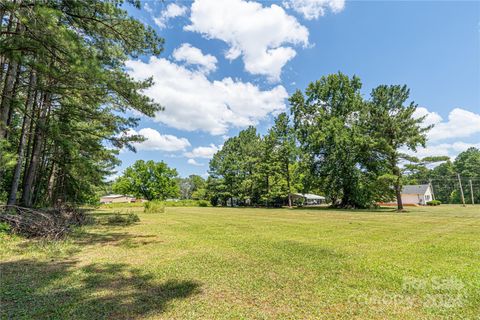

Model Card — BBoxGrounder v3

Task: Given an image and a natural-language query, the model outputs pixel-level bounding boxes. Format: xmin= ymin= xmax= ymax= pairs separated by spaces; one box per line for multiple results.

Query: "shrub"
xmin=426 ymin=200 xmax=442 ymax=206
xmin=107 ymin=212 xmax=140 ymax=225
xmin=145 ymin=199 xmax=210 ymax=209
xmin=144 ymin=201 xmax=165 ymax=213
xmin=0 ymin=222 xmax=11 ymax=234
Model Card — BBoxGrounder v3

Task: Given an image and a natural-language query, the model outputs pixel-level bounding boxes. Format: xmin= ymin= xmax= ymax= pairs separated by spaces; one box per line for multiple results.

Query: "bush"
xmin=107 ymin=212 xmax=140 ymax=225
xmin=426 ymin=200 xmax=442 ymax=206
xmin=144 ymin=201 xmax=165 ymax=213
xmin=0 ymin=221 xmax=11 ymax=235
xmin=100 ymin=202 xmax=144 ymax=209
xmin=145 ymin=199 xmax=210 ymax=210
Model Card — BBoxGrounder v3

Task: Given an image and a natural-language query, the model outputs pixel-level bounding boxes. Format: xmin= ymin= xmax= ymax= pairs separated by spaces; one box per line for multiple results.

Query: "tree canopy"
xmin=113 ymin=160 xmax=179 ymax=201
xmin=206 ymin=73 xmax=445 ymax=209
xmin=0 ymin=1 xmax=163 ymax=207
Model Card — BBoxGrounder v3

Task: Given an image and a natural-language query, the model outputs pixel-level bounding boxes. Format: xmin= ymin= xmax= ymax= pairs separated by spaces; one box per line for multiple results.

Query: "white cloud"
xmin=185 ymin=0 xmax=309 ymax=81
xmin=154 ymin=3 xmax=188 ymax=29
xmin=405 ymin=142 xmax=480 ymax=160
xmin=128 ymin=128 xmax=191 ymax=152
xmin=414 ymin=107 xmax=480 ymax=142
xmin=413 ymin=107 xmax=443 ymax=128
xmin=184 ymin=144 xmax=221 ymax=159
xmin=126 ymin=57 xmax=287 ymax=135
xmin=187 ymin=158 xmax=203 ymax=166
xmin=172 ymin=43 xmax=217 ymax=74
xmin=405 ymin=107 xmax=480 ymax=161
xmin=144 ymin=2 xmax=153 ymax=13
xmin=283 ymin=0 xmax=345 ymax=20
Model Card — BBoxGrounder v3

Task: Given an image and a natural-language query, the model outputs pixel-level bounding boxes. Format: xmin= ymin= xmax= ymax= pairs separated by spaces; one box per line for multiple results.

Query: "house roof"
xmin=291 ymin=193 xmax=326 ymax=200
xmin=402 ymin=184 xmax=430 ymax=195
xmin=100 ymin=194 xmax=132 ymax=199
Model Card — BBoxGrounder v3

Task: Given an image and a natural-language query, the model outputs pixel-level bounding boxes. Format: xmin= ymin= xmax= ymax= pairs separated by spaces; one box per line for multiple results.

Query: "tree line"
xmin=102 ymin=72 xmax=478 ymax=210
xmin=0 ymin=1 xmax=163 ymax=207
xmin=206 ymin=73 xmax=453 ymax=209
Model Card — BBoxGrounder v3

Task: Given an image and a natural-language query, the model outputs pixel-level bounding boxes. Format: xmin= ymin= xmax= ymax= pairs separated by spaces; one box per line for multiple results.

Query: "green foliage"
xmin=198 ymin=200 xmax=209 ymax=207
xmin=207 ymin=120 xmax=301 ymax=207
xmin=144 ymin=201 xmax=165 ymax=214
xmin=177 ymin=175 xmax=207 ymax=200
xmin=0 ymin=222 xmax=11 ymax=234
xmin=205 ymin=74 xmax=440 ymax=209
xmin=144 ymin=199 xmax=209 ymax=212
xmin=101 ymin=202 xmax=144 ymax=209
xmin=107 ymin=212 xmax=140 ymax=225
xmin=291 ymin=73 xmax=384 ymax=208
xmin=161 ymin=200 xmax=210 ymax=207
xmin=426 ymin=200 xmax=442 ymax=206
xmin=113 ymin=160 xmax=179 ymax=201
xmin=0 ymin=1 xmax=164 ymax=207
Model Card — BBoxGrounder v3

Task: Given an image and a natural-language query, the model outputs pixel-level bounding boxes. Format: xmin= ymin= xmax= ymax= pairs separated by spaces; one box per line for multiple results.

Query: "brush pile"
xmin=0 ymin=205 xmax=91 ymax=239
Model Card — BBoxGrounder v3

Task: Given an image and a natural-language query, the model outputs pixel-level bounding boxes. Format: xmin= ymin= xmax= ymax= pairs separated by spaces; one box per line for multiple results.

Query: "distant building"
xmin=398 ymin=184 xmax=434 ymax=205
xmin=290 ymin=193 xmax=326 ymax=206
xmin=383 ymin=184 xmax=434 ymax=206
xmin=99 ymin=194 xmax=136 ymax=204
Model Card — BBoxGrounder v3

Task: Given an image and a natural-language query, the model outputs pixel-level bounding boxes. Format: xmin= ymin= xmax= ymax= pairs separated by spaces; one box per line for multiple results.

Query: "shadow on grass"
xmin=72 ymin=229 xmax=163 ymax=248
xmin=0 ymin=259 xmax=201 ymax=319
xmin=292 ymin=206 xmax=397 ymax=213
xmin=206 ymin=205 xmax=398 ymax=213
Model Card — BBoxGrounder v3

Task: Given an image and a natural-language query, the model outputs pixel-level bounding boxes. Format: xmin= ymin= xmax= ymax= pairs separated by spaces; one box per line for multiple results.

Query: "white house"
xmin=399 ymin=184 xmax=434 ymax=205
xmin=290 ymin=193 xmax=326 ymax=206
xmin=99 ymin=194 xmax=136 ymax=204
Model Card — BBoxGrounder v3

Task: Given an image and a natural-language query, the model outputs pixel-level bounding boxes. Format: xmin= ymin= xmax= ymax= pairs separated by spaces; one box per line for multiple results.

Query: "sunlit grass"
xmin=1 ymin=205 xmax=479 ymax=319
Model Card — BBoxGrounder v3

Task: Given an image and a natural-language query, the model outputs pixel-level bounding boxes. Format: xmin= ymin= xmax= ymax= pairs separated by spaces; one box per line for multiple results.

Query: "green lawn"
xmin=1 ymin=205 xmax=479 ymax=319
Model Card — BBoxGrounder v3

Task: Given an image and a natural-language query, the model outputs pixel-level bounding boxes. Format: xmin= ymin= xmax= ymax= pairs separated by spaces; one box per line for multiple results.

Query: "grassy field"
xmin=1 ymin=205 xmax=479 ymax=319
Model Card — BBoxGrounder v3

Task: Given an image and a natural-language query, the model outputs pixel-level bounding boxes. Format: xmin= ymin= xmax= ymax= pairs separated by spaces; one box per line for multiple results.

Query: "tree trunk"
xmin=5 ymin=63 xmax=22 ymax=141
xmin=286 ymin=162 xmax=292 ymax=207
xmin=21 ymin=90 xmax=41 ymax=189
xmin=394 ymin=166 xmax=403 ymax=211
xmin=7 ymin=70 xmax=36 ymax=205
xmin=47 ymin=161 xmax=57 ymax=205
xmin=0 ymin=60 xmax=18 ymax=139
xmin=395 ymin=181 xmax=403 ymax=210
xmin=21 ymin=92 xmax=50 ymax=207
xmin=0 ymin=10 xmax=16 ymax=86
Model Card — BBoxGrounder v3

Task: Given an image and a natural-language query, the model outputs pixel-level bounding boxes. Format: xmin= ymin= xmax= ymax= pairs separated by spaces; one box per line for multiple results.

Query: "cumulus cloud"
xmin=126 ymin=57 xmax=287 ymax=135
xmin=185 ymin=0 xmax=309 ymax=81
xmin=128 ymin=128 xmax=191 ymax=152
xmin=144 ymin=2 xmax=153 ymax=13
xmin=405 ymin=107 xmax=480 ymax=160
xmin=283 ymin=0 xmax=345 ymax=20
xmin=154 ymin=3 xmax=188 ymax=29
xmin=404 ymin=142 xmax=480 ymax=160
xmin=184 ymin=144 xmax=221 ymax=159
xmin=173 ymin=43 xmax=217 ymax=74
xmin=414 ymin=107 xmax=480 ymax=142
xmin=187 ymin=158 xmax=203 ymax=166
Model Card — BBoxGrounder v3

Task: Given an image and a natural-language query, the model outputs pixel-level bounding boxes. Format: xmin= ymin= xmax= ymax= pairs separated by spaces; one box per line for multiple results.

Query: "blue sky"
xmin=117 ymin=0 xmax=480 ymax=178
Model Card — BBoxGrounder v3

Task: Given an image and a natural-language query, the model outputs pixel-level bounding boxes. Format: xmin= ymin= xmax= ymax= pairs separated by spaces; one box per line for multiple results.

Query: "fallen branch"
xmin=0 ymin=205 xmax=91 ymax=239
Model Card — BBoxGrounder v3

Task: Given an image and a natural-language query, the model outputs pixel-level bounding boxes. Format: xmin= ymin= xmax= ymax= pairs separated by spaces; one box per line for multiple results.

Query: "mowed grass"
xmin=1 ymin=205 xmax=479 ymax=319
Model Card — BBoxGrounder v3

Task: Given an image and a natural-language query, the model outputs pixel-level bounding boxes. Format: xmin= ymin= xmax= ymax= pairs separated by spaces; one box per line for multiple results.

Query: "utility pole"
xmin=429 ymin=179 xmax=435 ymax=201
xmin=457 ymin=173 xmax=466 ymax=207
xmin=469 ymin=179 xmax=475 ymax=205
